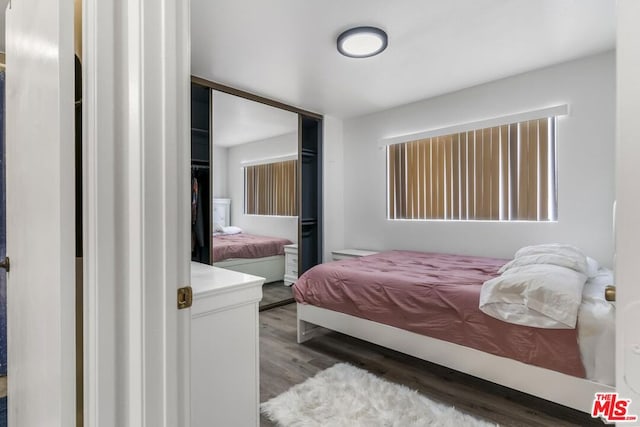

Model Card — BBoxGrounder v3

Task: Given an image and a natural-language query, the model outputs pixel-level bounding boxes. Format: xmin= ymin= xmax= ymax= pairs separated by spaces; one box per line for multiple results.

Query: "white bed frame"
xmin=213 ymin=255 xmax=285 ymax=283
xmin=297 ymin=303 xmax=614 ymax=413
xmin=212 ymin=198 xmax=286 ymax=284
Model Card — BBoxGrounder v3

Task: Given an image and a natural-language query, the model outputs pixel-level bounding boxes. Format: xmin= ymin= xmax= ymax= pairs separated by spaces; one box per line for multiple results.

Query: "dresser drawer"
xmin=286 ymin=254 xmax=298 ymax=269
xmin=286 ymin=262 xmax=298 ymax=276
xmin=286 ymin=270 xmax=298 ymax=282
xmin=283 ymin=244 xmax=298 ymax=286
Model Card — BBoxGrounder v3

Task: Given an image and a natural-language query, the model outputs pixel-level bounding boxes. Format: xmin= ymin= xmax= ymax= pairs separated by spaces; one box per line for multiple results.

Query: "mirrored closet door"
xmin=191 ymin=78 xmax=323 ymax=310
xmin=211 ymin=89 xmax=298 ymax=309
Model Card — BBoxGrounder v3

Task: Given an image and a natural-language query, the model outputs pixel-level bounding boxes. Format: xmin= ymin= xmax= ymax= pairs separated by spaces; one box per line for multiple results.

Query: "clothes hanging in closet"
xmin=191 ymin=173 xmax=205 ymax=256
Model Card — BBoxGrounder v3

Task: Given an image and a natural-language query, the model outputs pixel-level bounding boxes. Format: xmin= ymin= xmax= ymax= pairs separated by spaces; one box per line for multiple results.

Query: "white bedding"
xmin=212 ymin=226 xmax=244 ymax=236
xmin=480 ymin=264 xmax=587 ymax=329
xmin=577 ymin=268 xmax=615 ymax=385
xmin=480 ymin=243 xmax=614 ymax=385
xmin=481 ymin=265 xmax=614 ymax=384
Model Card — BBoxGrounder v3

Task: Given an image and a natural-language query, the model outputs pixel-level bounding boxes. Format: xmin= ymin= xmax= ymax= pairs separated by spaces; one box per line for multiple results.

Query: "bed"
xmin=293 ymin=249 xmax=615 ymax=413
xmin=212 ymin=198 xmax=292 ymax=283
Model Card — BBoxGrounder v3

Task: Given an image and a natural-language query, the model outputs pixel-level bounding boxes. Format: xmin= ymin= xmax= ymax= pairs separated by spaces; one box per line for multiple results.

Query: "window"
xmin=244 ymin=159 xmax=298 ymax=216
xmin=387 ymin=118 xmax=557 ymax=221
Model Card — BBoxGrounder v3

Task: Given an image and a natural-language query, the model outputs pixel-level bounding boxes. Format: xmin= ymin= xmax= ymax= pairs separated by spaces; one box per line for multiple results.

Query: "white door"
xmin=616 ymin=1 xmax=640 ymax=425
xmin=5 ymin=1 xmax=76 ymax=426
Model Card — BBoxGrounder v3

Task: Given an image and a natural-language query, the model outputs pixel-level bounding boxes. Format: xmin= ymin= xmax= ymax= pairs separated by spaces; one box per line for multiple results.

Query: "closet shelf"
xmin=191 ymin=164 xmax=209 ymax=170
xmin=191 ymin=127 xmax=209 ymax=135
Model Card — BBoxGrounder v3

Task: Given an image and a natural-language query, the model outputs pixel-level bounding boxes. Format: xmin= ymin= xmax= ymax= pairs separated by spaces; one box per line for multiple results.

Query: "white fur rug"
xmin=261 ymin=363 xmax=495 ymax=427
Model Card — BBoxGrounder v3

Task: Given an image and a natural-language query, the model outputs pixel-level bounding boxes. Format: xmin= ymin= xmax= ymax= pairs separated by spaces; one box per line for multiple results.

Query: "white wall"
xmin=213 ymin=145 xmax=228 ymax=198
xmin=227 ymin=132 xmax=298 ymax=243
xmin=323 ymin=116 xmax=345 ymax=261
xmin=341 ymin=51 xmax=615 ymax=265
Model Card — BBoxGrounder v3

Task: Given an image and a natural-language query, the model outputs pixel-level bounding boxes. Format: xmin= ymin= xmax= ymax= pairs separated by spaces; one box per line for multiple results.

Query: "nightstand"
xmin=331 ymin=248 xmax=379 ymax=261
xmin=284 ymin=244 xmax=298 ymax=286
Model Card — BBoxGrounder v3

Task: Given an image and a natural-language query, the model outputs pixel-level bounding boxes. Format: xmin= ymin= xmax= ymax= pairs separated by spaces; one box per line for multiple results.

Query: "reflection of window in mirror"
xmin=244 ymin=158 xmax=298 ymax=217
xmin=210 ymin=89 xmax=298 ymax=310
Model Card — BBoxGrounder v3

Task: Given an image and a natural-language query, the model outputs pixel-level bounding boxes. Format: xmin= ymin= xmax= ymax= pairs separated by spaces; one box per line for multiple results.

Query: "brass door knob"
xmin=0 ymin=257 xmax=9 ymax=273
xmin=605 ymin=285 xmax=616 ymax=302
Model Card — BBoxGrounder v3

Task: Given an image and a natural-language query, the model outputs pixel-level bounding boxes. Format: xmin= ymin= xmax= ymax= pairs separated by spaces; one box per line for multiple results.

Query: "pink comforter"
xmin=293 ymin=250 xmax=586 ymax=378
xmin=212 ymin=233 xmax=292 ymax=262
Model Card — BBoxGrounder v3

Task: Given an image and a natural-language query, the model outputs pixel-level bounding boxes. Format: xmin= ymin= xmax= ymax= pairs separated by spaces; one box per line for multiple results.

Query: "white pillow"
xmin=213 ymin=222 xmax=225 ymax=232
xmin=586 ymin=256 xmax=600 ymax=278
xmin=222 ymin=225 xmax=243 ymax=235
xmin=515 ymin=243 xmax=586 ymax=261
xmin=480 ymin=264 xmax=587 ymax=329
xmin=499 ymin=253 xmax=588 ymax=275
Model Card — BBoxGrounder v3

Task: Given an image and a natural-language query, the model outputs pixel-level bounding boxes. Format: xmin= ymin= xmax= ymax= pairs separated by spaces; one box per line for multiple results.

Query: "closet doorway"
xmin=191 ymin=78 xmax=323 ymax=310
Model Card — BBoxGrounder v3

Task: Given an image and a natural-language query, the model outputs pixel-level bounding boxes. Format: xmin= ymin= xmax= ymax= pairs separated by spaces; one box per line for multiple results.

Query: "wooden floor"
xmin=259 ymin=281 xmax=293 ymax=309
xmin=259 ymin=303 xmax=604 ymax=427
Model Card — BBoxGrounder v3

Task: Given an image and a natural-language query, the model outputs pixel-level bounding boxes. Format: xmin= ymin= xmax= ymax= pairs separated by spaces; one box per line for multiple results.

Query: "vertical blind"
xmin=245 ymin=159 xmax=298 ymax=216
xmin=387 ymin=118 xmax=556 ymax=221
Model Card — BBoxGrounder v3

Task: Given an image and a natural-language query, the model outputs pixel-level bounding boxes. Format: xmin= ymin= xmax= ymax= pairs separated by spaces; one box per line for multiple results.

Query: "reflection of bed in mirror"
xmin=212 ymin=198 xmax=292 ymax=283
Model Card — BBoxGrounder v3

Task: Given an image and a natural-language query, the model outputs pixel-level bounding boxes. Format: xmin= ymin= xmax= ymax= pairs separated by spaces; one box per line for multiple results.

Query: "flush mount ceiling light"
xmin=337 ymin=26 xmax=388 ymax=58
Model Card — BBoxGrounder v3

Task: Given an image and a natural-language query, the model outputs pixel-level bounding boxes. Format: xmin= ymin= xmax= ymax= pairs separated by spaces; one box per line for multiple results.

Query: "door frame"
xmin=83 ymin=0 xmax=191 ymax=425
xmin=190 ymin=76 xmax=322 ymax=120
xmin=615 ymin=0 xmax=640 ymax=418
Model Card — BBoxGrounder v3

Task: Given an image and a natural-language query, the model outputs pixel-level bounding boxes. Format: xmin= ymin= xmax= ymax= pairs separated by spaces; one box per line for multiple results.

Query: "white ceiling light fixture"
xmin=337 ymin=26 xmax=388 ymax=58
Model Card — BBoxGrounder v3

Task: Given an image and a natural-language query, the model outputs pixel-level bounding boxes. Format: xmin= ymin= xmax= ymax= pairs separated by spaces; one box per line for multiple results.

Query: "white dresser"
xmin=190 ymin=262 xmax=264 ymax=427
xmin=331 ymin=248 xmax=379 ymax=261
xmin=284 ymin=243 xmax=298 ymax=286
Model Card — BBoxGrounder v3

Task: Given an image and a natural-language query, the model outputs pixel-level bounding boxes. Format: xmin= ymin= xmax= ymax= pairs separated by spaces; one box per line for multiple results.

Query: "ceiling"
xmin=192 ymin=0 xmax=615 ymax=119
xmin=0 ymin=1 xmax=616 ymax=124
xmin=212 ymin=90 xmax=297 ymax=147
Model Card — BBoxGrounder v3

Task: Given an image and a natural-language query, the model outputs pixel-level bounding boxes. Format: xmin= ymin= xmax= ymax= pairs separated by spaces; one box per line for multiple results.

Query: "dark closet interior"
xmin=298 ymin=116 xmax=323 ymax=276
xmin=191 ymin=83 xmax=212 ymax=263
